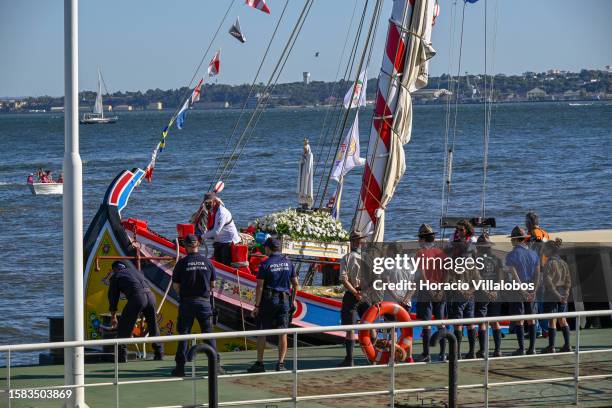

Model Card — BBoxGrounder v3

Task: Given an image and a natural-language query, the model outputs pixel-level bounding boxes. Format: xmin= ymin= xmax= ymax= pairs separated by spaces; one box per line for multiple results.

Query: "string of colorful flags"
xmin=144 ymin=0 xmax=271 ymax=182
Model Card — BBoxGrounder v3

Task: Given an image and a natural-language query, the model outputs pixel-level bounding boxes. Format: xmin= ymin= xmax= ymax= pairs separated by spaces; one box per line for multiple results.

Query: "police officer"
xmin=338 ymin=229 xmax=372 ymax=367
xmin=171 ymin=234 xmax=221 ymax=377
xmin=248 ymin=238 xmax=299 ymax=373
xmin=108 ymin=261 xmax=163 ymax=362
xmin=506 ymin=226 xmax=540 ymax=356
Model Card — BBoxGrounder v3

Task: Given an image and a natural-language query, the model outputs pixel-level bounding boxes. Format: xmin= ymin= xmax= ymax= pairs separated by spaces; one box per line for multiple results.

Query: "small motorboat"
xmin=28 ymin=182 xmax=63 ymax=195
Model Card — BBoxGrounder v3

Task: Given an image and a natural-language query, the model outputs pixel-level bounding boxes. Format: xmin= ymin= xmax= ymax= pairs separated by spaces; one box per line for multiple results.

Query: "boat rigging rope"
xmin=208 ymin=0 xmax=291 ymax=191
xmin=480 ymin=0 xmax=499 ymax=222
xmin=441 ymin=0 xmax=467 ymax=234
xmin=312 ymin=0 xmax=361 ymax=200
xmin=313 ymin=0 xmax=372 ymax=205
xmin=318 ymin=0 xmax=384 ymax=209
xmin=217 ymin=0 xmax=315 ymax=186
xmin=234 ymin=269 xmax=249 ymax=351
xmin=165 ymin=0 xmax=237 ymax=129
xmin=156 ymin=238 xmax=181 ymax=315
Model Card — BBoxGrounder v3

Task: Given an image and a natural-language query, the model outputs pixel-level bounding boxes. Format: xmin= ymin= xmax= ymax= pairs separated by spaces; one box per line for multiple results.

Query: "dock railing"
xmin=2 ymin=309 xmax=612 ymax=407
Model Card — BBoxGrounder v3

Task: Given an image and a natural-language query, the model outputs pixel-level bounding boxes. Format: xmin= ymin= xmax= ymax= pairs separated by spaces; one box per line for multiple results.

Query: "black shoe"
xmin=493 ymin=349 xmax=502 ymax=357
xmin=476 ymin=350 xmax=485 ymax=359
xmin=438 ymin=353 xmax=447 ymax=362
xmin=171 ymin=367 xmax=185 ymax=377
xmin=415 ymin=353 xmax=431 ymax=363
xmin=338 ymin=357 xmax=354 ymax=367
xmin=560 ymin=344 xmax=572 ymax=353
xmin=276 ymin=362 xmax=286 ymax=372
xmin=464 ymin=351 xmax=476 ymax=360
xmin=540 ymin=346 xmax=555 ymax=354
xmin=511 ymin=348 xmax=525 ymax=356
xmin=526 ymin=348 xmax=536 ymax=355
xmin=429 ymin=331 xmax=440 ymax=347
xmin=247 ymin=361 xmax=266 ymax=373
xmin=153 ymin=353 xmax=164 ymax=361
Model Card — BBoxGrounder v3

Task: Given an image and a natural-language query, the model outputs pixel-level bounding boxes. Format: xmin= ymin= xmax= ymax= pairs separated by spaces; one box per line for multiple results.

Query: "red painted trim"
xmin=109 ymin=172 xmax=133 ymax=205
xmin=298 ymin=290 xmax=342 ymax=308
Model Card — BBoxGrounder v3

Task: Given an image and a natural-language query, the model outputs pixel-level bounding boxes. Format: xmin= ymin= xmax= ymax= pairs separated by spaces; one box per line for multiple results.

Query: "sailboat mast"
xmin=98 ymin=67 xmax=104 ymax=118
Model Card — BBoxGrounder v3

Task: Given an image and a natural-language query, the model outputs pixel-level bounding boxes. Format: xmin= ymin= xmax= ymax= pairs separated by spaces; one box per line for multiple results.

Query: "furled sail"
xmin=353 ymin=0 xmax=437 ymax=241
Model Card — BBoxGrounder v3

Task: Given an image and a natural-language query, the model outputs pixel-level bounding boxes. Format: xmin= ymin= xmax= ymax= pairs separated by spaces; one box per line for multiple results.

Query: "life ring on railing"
xmin=358 ymin=301 xmax=413 ymax=365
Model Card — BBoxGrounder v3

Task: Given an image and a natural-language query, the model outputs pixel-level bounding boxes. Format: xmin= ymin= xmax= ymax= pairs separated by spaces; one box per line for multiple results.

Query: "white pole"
xmin=64 ymin=0 xmax=88 ymax=406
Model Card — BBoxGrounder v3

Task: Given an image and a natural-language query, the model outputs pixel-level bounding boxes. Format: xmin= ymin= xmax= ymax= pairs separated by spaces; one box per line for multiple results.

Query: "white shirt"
xmin=202 ymin=205 xmax=240 ymax=244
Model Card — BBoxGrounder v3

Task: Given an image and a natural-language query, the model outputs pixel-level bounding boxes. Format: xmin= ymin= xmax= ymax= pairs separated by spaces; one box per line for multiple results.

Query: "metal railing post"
xmin=484 ymin=322 xmax=489 ymax=408
xmin=114 ymin=343 xmax=119 ymax=408
xmin=574 ymin=322 xmax=580 ymax=406
xmin=445 ymin=332 xmax=458 ymax=408
xmin=7 ymin=349 xmax=11 ymax=408
xmin=187 ymin=343 xmax=218 ymax=408
xmin=191 ymin=339 xmax=197 ymax=406
xmin=293 ymin=333 xmax=298 ymax=407
xmin=390 ymin=325 xmax=396 ymax=407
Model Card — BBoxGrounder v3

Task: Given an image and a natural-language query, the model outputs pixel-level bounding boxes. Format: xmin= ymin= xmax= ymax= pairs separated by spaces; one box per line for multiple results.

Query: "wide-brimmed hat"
xmin=417 ymin=223 xmax=435 ymax=237
xmin=349 ymin=229 xmax=367 ymax=240
xmin=476 ymin=234 xmax=494 ymax=247
xmin=508 ymin=225 xmax=529 ymax=239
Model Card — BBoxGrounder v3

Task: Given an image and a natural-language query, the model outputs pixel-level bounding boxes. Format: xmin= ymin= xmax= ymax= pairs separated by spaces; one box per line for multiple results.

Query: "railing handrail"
xmin=1 ymin=309 xmax=610 ymax=353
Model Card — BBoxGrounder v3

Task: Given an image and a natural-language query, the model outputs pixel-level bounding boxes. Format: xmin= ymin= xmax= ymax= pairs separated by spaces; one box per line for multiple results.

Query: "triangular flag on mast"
xmin=208 ymin=50 xmax=220 ymax=77
xmin=229 ymin=17 xmax=246 ymax=43
xmin=176 ymin=78 xmax=203 ymax=129
xmin=245 ymin=0 xmax=270 ymax=14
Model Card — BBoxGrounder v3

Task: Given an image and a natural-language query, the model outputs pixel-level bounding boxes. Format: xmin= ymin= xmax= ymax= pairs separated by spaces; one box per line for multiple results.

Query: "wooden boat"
xmin=28 ymin=182 xmax=63 ymax=195
xmin=83 ymin=169 xmax=351 ymax=355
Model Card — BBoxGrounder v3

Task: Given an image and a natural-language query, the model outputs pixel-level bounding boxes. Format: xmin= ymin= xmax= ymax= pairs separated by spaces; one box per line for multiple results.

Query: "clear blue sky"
xmin=1 ymin=0 xmax=610 ymax=97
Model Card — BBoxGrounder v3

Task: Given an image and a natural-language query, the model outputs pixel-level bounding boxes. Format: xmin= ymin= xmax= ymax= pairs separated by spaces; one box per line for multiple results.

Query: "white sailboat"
xmin=80 ymin=67 xmax=118 ymax=124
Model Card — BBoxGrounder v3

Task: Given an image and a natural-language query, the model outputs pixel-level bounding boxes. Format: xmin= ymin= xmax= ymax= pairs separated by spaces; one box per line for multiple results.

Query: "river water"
xmin=1 ymin=101 xmax=610 ymax=364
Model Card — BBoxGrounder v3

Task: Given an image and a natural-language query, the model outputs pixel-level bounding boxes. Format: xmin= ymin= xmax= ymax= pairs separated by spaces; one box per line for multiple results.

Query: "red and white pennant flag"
xmin=245 ymin=0 xmax=270 ymax=14
xmin=208 ymin=50 xmax=220 ymax=77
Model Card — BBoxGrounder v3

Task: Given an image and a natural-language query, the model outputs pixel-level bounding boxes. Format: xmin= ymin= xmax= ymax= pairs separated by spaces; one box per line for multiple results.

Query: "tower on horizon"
xmin=303 ymin=71 xmax=310 ymax=85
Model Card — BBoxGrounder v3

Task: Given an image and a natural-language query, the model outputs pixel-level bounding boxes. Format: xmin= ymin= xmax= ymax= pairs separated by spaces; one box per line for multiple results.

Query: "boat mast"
xmin=95 ymin=66 xmax=104 ymax=118
xmin=63 ymin=0 xmax=88 ymax=406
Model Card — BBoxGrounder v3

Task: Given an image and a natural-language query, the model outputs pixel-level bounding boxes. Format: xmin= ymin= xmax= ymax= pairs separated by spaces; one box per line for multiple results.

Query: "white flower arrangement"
xmin=255 ymin=209 xmax=349 ymax=242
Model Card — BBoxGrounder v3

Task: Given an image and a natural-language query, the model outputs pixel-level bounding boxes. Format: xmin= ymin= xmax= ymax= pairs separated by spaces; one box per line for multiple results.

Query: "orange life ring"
xmin=358 ymin=301 xmax=413 ymax=365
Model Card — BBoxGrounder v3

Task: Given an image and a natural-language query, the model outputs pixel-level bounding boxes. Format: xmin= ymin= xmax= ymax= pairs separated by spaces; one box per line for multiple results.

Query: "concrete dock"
xmin=2 ymin=327 xmax=612 ymax=407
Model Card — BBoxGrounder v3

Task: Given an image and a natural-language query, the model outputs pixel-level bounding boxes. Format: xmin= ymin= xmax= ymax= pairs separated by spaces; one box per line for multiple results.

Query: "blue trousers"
xmin=117 ymin=292 xmax=161 ymax=359
xmin=175 ymin=299 xmax=217 ymax=367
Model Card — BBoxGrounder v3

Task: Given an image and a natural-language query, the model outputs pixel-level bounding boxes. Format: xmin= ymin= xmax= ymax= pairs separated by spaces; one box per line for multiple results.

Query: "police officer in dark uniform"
xmin=108 ymin=261 xmax=163 ymax=362
xmin=248 ymin=238 xmax=299 ymax=373
xmin=171 ymin=234 xmax=221 ymax=377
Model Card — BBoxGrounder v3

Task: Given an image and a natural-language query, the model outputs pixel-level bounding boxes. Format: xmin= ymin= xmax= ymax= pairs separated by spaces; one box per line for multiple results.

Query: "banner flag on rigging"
xmin=229 ymin=17 xmax=246 ymax=43
xmin=208 ymin=50 xmax=221 ymax=77
xmin=176 ymin=78 xmax=203 ymax=129
xmin=331 ymin=112 xmax=365 ymax=182
xmin=246 ymin=0 xmax=270 ymax=14
xmin=343 ymin=69 xmax=368 ymax=109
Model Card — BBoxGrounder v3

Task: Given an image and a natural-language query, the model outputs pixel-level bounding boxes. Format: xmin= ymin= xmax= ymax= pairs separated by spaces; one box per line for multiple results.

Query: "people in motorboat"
xmin=199 ymin=192 xmax=240 ymax=266
xmin=107 ymin=261 xmax=163 ymax=362
xmin=505 ymin=226 xmax=540 ymax=356
xmin=27 ymin=173 xmax=34 ymax=184
xmin=171 ymin=234 xmax=222 ymax=377
xmin=248 ymin=238 xmax=299 ymax=373
xmin=540 ymin=238 xmax=572 ymax=354
xmin=414 ymin=224 xmax=448 ymax=362
xmin=39 ymin=171 xmax=49 ymax=183
xmin=57 ymin=173 xmax=64 ymax=183
xmin=45 ymin=170 xmax=53 ymax=182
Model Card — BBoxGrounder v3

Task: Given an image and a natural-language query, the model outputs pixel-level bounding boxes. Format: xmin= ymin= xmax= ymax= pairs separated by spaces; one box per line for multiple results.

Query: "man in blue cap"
xmin=108 ymin=261 xmax=163 ymax=362
xmin=171 ymin=234 xmax=222 ymax=376
xmin=247 ymin=237 xmax=299 ymax=373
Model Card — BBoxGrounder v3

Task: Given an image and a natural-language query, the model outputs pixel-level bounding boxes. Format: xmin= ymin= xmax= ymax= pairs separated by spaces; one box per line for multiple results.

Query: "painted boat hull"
xmin=83 ymin=170 xmax=346 ymax=356
xmin=28 ymin=182 xmax=63 ymax=195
